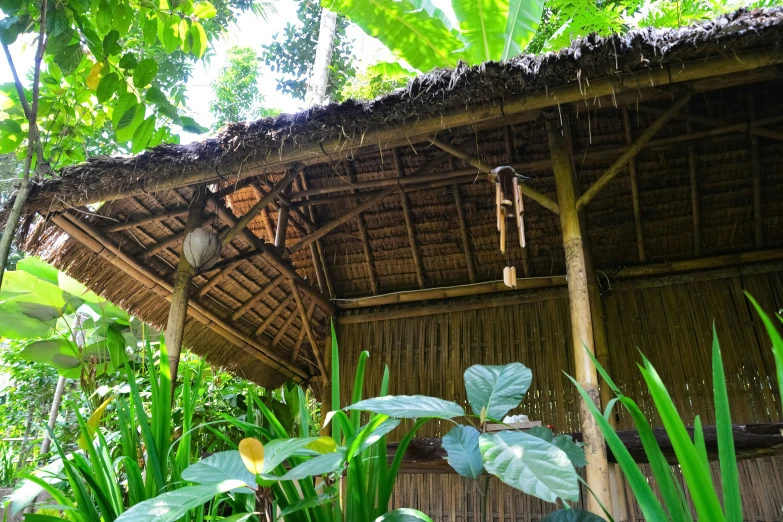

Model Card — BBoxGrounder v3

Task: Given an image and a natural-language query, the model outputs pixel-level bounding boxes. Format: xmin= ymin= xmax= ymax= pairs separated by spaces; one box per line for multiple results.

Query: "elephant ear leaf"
xmin=452 ymin=0 xmax=509 ymax=63
xmin=464 ymin=363 xmax=532 ymax=420
xmin=375 ymin=508 xmax=434 ymax=522
xmin=442 ymin=425 xmax=483 ymax=478
xmin=19 ymin=339 xmax=82 ymax=378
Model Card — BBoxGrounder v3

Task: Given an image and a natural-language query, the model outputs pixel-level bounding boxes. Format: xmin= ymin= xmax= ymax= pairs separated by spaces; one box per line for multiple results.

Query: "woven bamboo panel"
xmin=336 ymin=271 xmax=783 ymax=521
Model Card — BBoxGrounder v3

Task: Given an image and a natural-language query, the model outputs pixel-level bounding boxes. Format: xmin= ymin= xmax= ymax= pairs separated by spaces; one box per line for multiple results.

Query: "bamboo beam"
xmin=291 ymin=299 xmax=316 ymax=363
xmin=637 ymin=104 xmax=783 ymax=142
xmin=394 ymin=149 xmax=426 ymax=289
xmin=255 ymin=293 xmax=295 ymax=336
xmin=288 ymin=186 xmax=399 ymax=255
xmin=748 ymin=89 xmax=763 ymax=249
xmin=296 ymin=174 xmax=334 ymax=298
xmin=503 ymin=127 xmax=530 ymax=277
xmin=206 ymin=196 xmax=335 ymax=315
xmin=220 ymin=172 xmax=296 ymax=246
xmin=260 ymin=208 xmax=276 ymax=242
xmin=622 ymin=108 xmax=646 ymax=263
xmin=271 ymin=306 xmax=299 ymax=346
xmin=577 ymin=93 xmax=692 ymax=210
xmin=429 ymin=137 xmax=560 ymax=214
xmin=105 ymin=206 xmax=193 ymax=232
xmin=346 ymin=160 xmax=379 ymax=294
xmin=51 ymin=212 xmax=309 ymax=381
xmin=289 ymin=280 xmax=327 ymax=377
xmin=198 ymin=257 xmax=244 ymax=297
xmin=686 ymin=117 xmax=702 ymax=257
xmin=546 ymin=114 xmax=611 ymax=515
xmin=142 ymin=230 xmax=186 ymax=258
xmin=450 ymin=158 xmax=476 ymax=284
xmin=275 ymin=204 xmax=290 ymax=247
xmin=233 ymin=274 xmax=285 ymax=320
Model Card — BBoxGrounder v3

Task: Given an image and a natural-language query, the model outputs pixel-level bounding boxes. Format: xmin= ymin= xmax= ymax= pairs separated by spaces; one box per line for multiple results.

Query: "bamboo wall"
xmin=336 ymin=268 xmax=783 ymax=521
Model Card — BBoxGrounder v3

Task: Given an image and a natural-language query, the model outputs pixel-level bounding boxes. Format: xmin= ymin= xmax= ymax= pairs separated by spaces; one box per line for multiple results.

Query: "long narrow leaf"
xmin=745 ymin=293 xmax=783 ymax=415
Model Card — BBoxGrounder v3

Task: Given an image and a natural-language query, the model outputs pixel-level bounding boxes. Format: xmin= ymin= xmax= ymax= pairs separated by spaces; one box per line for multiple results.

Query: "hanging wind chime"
xmin=489 ymin=166 xmax=528 ymax=289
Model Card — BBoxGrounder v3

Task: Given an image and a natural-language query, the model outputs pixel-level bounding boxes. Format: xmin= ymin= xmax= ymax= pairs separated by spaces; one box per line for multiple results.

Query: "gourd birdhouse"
xmin=183 ymin=227 xmax=221 ymax=270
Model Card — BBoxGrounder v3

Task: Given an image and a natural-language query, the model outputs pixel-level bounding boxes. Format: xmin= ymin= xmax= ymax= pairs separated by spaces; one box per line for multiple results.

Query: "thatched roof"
xmin=17 ymin=8 xmax=783 ymax=386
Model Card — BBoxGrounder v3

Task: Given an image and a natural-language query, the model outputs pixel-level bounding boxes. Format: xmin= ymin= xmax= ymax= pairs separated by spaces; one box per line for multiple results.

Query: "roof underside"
xmin=18 ymin=8 xmax=783 ymax=386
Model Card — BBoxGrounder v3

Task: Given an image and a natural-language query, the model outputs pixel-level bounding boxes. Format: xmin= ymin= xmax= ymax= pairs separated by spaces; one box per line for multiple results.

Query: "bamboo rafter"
xmin=288 ymin=280 xmax=327 ymax=377
xmin=394 ymin=148 xmax=426 ymax=289
xmin=346 ymin=159 xmax=380 ymax=295
xmin=255 ymin=293 xmax=295 ymax=336
xmin=104 ymin=206 xmax=193 ymax=232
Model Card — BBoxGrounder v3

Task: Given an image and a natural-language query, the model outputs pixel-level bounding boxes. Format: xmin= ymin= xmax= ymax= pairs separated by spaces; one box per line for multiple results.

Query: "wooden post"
xmin=686 ymin=117 xmax=702 ymax=257
xmin=748 ymin=89 xmax=763 ymax=249
xmin=622 ymin=108 xmax=646 ymax=262
xmin=545 ymin=115 xmax=611 ymax=516
xmin=166 ymin=186 xmax=208 ymax=389
xmin=393 ymin=148 xmax=426 ymax=288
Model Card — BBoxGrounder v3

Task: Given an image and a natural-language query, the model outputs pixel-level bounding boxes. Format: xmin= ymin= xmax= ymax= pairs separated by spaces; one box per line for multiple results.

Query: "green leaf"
xmin=452 ymin=0 xmax=509 ymax=63
xmin=102 ymin=30 xmax=122 ymax=56
xmin=0 ymin=309 xmax=55 ymax=339
xmin=273 ymin=451 xmax=344 ymax=481
xmin=321 ymin=0 xmax=465 ymax=72
xmin=16 ymin=257 xmax=58 ymax=284
xmin=551 ymin=434 xmax=587 ymax=469
xmin=179 ymin=115 xmax=207 ymax=134
xmin=540 ymin=508 xmax=607 ymax=522
xmin=0 ymin=119 xmax=22 ymax=135
xmin=19 ymin=338 xmax=82 ymax=372
xmin=193 ymin=1 xmax=217 ymax=18
xmin=54 ymin=44 xmax=83 ymax=75
xmin=113 ymin=481 xmax=248 ymax=522
xmin=119 ymin=53 xmax=138 ymax=70
xmin=464 ymin=363 xmax=532 ymax=420
xmin=96 ymin=1 xmax=112 ymax=33
xmin=145 ymin=86 xmax=168 ymax=105
xmin=346 ymin=395 xmax=464 ymax=419
xmin=479 ymin=431 xmax=579 ymax=502
xmin=260 ymin=437 xmax=321 ymax=473
xmin=190 ymin=21 xmax=207 ymax=59
xmin=132 ymin=115 xmax=156 ymax=153
xmin=278 ymin=490 xmax=337 ymax=517
xmin=368 ymin=61 xmax=417 ymax=80
xmin=142 ymin=15 xmax=157 ymax=46
xmin=375 ymin=508 xmax=434 ymax=522
xmin=442 ymin=425 xmax=483 ymax=478
xmin=182 ymin=450 xmax=256 ymax=489
xmin=133 ymin=59 xmax=158 ymax=89
xmin=526 ymin=426 xmax=554 ymax=442
xmin=8 ymin=459 xmax=64 ymax=516
xmin=112 ymin=93 xmax=140 ymax=138
xmin=502 ymin=0 xmax=545 ymax=59
xmin=746 ymin=293 xmax=783 ymax=417
xmin=0 ymin=16 xmax=21 ymax=45
xmin=96 ymin=72 xmax=120 ymax=103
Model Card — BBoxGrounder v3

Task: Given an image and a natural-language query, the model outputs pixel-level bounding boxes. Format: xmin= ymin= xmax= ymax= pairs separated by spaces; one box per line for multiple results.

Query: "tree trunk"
xmin=38 ymin=376 xmax=66 ymax=458
xmin=305 ymin=8 xmax=337 ymax=106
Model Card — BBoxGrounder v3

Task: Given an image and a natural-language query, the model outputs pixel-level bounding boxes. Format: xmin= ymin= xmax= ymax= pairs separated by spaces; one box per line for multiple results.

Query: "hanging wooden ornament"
xmin=490 ymin=166 xmax=529 ymax=253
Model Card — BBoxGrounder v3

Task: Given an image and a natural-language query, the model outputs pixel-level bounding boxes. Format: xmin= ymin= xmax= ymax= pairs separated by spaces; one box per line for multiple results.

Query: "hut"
xmin=10 ymin=7 xmax=783 ymax=521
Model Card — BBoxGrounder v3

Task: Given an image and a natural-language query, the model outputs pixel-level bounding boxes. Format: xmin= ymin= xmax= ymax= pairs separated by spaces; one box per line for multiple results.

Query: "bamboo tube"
xmin=274 ymin=203 xmax=290 ymax=248
xmin=748 ymin=89 xmax=763 ymax=249
xmin=504 ymin=125 xmax=530 ymax=276
xmin=622 ymin=108 xmax=646 ymax=262
xmin=394 ymin=148 xmax=426 ymax=289
xmin=686 ymin=117 xmax=702 ymax=257
xmin=289 ymin=280 xmax=327 ymax=377
xmin=291 ymin=299 xmax=316 ymax=363
xmin=346 ymin=159 xmax=380 ymax=294
xmin=545 ymin=114 xmax=611 ymax=515
xmin=288 ymin=185 xmax=399 ymax=255
xmin=233 ymin=274 xmax=286 ymax=320
xmin=166 ymin=187 xmax=208 ymax=389
xmin=105 ymin=206 xmax=193 ymax=232
xmin=255 ymin=293 xmax=295 ymax=335
xmin=577 ymin=93 xmax=692 ymax=209
xmin=260 ymin=208 xmax=275 ymax=242
xmin=52 ymin=212 xmax=309 ymax=380
xmin=430 ymin=137 xmax=560 ymax=214
xmin=220 ymin=172 xmax=295 ymax=246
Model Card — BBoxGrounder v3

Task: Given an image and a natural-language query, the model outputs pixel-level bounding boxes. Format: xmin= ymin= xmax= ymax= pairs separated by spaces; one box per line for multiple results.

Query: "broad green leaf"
xmin=322 ymin=0 xmax=465 ymax=72
xmin=306 ymin=436 xmax=338 ymax=454
xmin=182 ymin=450 xmax=256 ymax=489
xmin=142 ymin=15 xmax=157 ymax=45
xmin=179 ymin=18 xmax=191 ymax=53
xmin=119 ymin=53 xmax=138 ymax=70
xmin=16 ymin=257 xmax=58 ymax=284
xmin=551 ymin=435 xmax=587 ymax=469
xmin=113 ymin=480 xmax=248 ymax=522
xmin=145 ymin=86 xmax=168 ymax=105
xmin=540 ymin=508 xmax=607 ymax=522
xmin=97 ymin=72 xmax=120 ymax=103
xmin=367 ymin=61 xmax=417 ymax=80
xmin=190 ymin=22 xmax=207 ymax=59
xmin=273 ymin=451 xmax=344 ymax=481
xmin=261 ymin=437 xmax=321 ymax=473
xmin=502 ymin=0 xmax=545 ymax=59
xmin=0 ymin=309 xmax=55 ymax=339
xmin=452 ymin=0 xmax=509 ymax=63
xmin=133 ymin=59 xmax=158 ymax=89
xmin=179 ymin=115 xmax=207 ymax=134
xmin=193 ymin=1 xmax=217 ymax=18
xmin=0 ymin=119 xmax=22 ymax=134
xmin=102 ymin=30 xmax=122 ymax=56
xmin=464 ymin=363 xmax=532 ymax=420
xmin=278 ymin=490 xmax=337 ymax=517
xmin=8 ymin=459 xmax=64 ymax=516
xmin=375 ymin=508 xmax=434 ymax=522
xmin=526 ymin=426 xmax=554 ymax=442
xmin=442 ymin=425 xmax=483 ymax=478
xmin=346 ymin=395 xmax=464 ymax=419
xmin=132 ymin=115 xmax=156 ymax=153
xmin=1 ymin=270 xmax=84 ymax=317
xmin=479 ymin=431 xmax=579 ymax=502
xmin=19 ymin=339 xmax=82 ymax=374
xmin=112 ymin=93 xmax=137 ymax=129
xmin=54 ymin=44 xmax=83 ymax=75
xmin=357 ymin=418 xmax=400 ymax=453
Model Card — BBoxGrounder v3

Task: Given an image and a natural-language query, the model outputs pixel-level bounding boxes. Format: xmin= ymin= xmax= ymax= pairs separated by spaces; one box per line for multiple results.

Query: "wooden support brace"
xmin=199 ymin=249 xmax=263 ymax=275
xmin=394 ymin=148 xmax=426 ymax=289
xmin=288 ymin=185 xmax=399 ymax=255
xmin=450 ymin=156 xmax=476 ymax=283
xmin=257 ymin=293 xmax=295 ymax=336
xmin=233 ymin=274 xmax=286 ymax=320
xmin=105 ymin=206 xmax=193 ymax=232
xmin=622 ymin=108 xmax=646 ymax=262
xmin=275 ymin=204 xmax=290 ymax=248
xmin=429 ymin=137 xmax=561 ymax=214
xmin=346 ymin=159 xmax=380 ymax=294
xmin=143 ymin=229 xmax=186 ymax=258
xmin=576 ymin=93 xmax=692 ymax=209
xmin=291 ymin=299 xmax=316 ymax=363
xmin=296 ymin=174 xmax=334 ymax=298
xmin=288 ymin=280 xmax=327 ymax=377
xmin=271 ymin=305 xmax=299 ymax=346
xmin=198 ymin=257 xmax=244 ymax=297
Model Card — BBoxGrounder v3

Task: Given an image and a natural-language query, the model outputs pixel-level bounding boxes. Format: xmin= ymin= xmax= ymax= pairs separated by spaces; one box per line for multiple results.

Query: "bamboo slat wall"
xmin=336 ymin=270 xmax=783 ymax=521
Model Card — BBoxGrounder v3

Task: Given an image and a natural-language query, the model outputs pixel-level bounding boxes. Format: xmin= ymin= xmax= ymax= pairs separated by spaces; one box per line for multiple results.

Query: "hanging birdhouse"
xmin=183 ymin=227 xmax=221 ymax=270
xmin=489 ymin=166 xmax=528 ymax=253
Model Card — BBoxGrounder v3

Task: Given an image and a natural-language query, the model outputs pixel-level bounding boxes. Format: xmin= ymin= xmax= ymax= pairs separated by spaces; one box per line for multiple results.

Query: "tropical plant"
xmin=569 ymin=295 xmax=783 ymax=522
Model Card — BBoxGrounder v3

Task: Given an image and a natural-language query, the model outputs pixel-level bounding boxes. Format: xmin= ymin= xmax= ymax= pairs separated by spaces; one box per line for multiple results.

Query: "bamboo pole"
xmin=291 ymin=299 xmax=316 ymax=363
xmin=275 ymin=201 xmax=290 ymax=247
xmin=52 ymin=211 xmax=309 ymax=380
xmin=637 ymin=103 xmax=783 ymax=141
xmin=165 ymin=187 xmax=208 ymax=388
xmin=198 ymin=257 xmax=245 ymax=296
xmin=256 ymin=293 xmax=295 ymax=336
xmin=622 ymin=108 xmax=646 ymax=262
xmin=105 ymin=206 xmax=193 ymax=232
xmin=394 ymin=148 xmax=426 ymax=289
xmin=296 ymin=174 xmax=334 ymax=297
xmin=686 ymin=117 xmax=702 ymax=257
xmin=289 ymin=280 xmax=328 ymax=377
xmin=260 ymin=208 xmax=276 ymax=242
xmin=142 ymin=229 xmax=186 ymax=258
xmin=288 ymin=185 xmax=399 ymax=255
xmin=272 ymin=306 xmax=299 ymax=346
xmin=577 ymin=93 xmax=692 ymax=210
xmin=429 ymin=137 xmax=560 ymax=214
xmin=452 ymin=181 xmax=476 ymax=283
xmin=346 ymin=159 xmax=380 ymax=294
xmin=545 ymin=114 xmax=611 ymax=515
xmin=233 ymin=274 xmax=286 ymax=320
xmin=503 ymin=126 xmax=530 ymax=276
xmin=220 ymin=172 xmax=295 ymax=246
xmin=748 ymin=89 xmax=763 ymax=249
